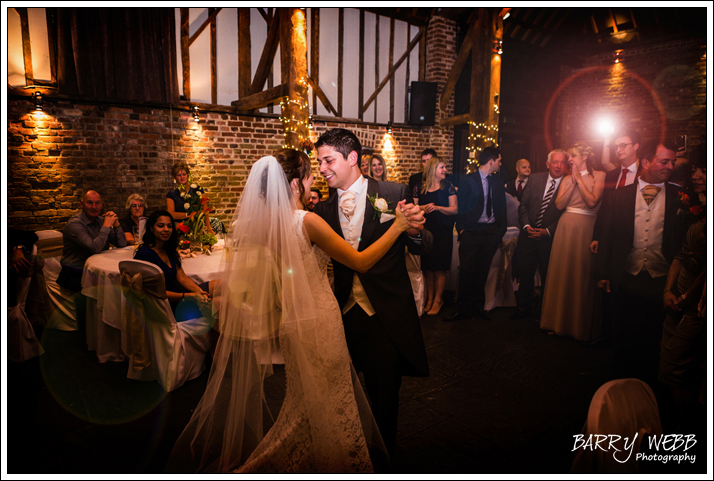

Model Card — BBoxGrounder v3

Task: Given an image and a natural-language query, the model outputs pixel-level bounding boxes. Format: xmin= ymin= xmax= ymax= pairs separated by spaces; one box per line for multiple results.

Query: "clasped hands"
xmin=525 ymin=225 xmax=548 ymax=240
xmin=102 ymin=211 xmax=121 ymax=228
xmin=395 ymin=200 xmax=425 ymax=235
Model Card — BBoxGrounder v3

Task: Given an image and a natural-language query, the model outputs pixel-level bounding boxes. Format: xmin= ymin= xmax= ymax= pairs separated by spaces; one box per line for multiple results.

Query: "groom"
xmin=314 ymin=128 xmax=431 ymax=456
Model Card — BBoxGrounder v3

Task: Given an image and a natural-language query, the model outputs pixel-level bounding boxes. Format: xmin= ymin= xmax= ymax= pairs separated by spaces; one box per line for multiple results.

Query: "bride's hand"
xmin=394 ymin=200 xmax=410 ymax=232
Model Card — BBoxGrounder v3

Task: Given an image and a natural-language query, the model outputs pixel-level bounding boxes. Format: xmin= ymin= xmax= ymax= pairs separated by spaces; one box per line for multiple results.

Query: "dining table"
xmin=81 ymin=244 xmax=225 ymax=363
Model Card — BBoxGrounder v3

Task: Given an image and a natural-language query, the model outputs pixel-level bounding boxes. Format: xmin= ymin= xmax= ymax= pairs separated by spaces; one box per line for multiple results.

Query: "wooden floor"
xmin=6 ymin=297 xmax=709 ymax=475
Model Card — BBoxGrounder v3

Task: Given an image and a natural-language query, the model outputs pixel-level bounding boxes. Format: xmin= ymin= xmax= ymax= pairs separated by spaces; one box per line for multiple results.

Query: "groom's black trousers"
xmin=342 ymin=304 xmax=402 ymax=457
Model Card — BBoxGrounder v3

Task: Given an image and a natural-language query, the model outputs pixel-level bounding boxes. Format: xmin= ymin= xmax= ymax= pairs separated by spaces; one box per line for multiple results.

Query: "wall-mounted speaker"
xmin=409 ymin=81 xmax=437 ymax=126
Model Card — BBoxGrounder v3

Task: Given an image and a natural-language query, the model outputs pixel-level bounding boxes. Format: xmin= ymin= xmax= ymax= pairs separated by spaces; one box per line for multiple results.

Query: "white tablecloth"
xmin=81 ymin=246 xmax=225 ymax=362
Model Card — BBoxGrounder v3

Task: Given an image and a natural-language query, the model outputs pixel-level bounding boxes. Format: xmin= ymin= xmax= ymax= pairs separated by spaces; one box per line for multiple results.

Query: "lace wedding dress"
xmin=235 ymin=209 xmax=374 ymax=473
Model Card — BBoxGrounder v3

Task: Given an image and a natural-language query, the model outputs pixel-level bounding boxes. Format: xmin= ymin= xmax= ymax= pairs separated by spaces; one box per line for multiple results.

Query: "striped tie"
xmin=535 ymin=180 xmax=556 ymax=227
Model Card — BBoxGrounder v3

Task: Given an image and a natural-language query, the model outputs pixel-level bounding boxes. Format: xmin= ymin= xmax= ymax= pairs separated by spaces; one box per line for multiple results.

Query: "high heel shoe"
xmin=423 ymin=299 xmax=434 ymax=314
xmin=426 ymin=300 xmax=444 ymax=316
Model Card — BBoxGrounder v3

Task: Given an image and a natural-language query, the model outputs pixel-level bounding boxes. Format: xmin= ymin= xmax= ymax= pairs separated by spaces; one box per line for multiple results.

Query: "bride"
xmin=166 ymin=149 xmax=423 ymax=473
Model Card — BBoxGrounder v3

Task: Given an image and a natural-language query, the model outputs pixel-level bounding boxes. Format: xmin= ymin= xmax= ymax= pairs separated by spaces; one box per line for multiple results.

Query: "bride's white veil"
xmin=166 ymin=155 xmax=384 ymax=473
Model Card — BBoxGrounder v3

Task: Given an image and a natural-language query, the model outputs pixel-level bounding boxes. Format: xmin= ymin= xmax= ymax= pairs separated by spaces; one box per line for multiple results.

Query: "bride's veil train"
xmin=166 ymin=156 xmax=384 ymax=473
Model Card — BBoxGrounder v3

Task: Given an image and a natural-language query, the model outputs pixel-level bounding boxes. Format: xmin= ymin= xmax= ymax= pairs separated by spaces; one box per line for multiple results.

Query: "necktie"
xmin=536 ymin=180 xmax=556 ymax=227
xmin=517 ymin=180 xmax=524 ymax=195
xmin=486 ymin=176 xmax=493 ymax=218
xmin=616 ymin=167 xmax=629 ymax=189
xmin=339 ymin=191 xmax=356 ymax=221
xmin=642 ymin=185 xmax=661 ymax=206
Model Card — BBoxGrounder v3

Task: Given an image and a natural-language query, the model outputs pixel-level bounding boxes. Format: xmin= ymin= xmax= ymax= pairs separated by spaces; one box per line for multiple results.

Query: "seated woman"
xmin=120 ymin=193 xmax=149 ymax=245
xmin=134 ymin=210 xmax=219 ymax=321
xmin=370 ymin=153 xmax=388 ymax=181
xmin=360 ymin=154 xmax=373 ymax=177
xmin=166 ymin=162 xmax=223 ymax=234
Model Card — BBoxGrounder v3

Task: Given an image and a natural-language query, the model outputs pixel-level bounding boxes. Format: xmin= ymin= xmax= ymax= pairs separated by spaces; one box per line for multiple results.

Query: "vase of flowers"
xmin=176 ymin=185 xmax=216 ymax=252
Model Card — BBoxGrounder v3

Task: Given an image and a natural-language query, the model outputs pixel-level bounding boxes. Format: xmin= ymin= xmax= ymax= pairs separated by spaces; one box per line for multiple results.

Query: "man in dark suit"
xmin=510 ymin=149 xmax=568 ymax=320
xmin=596 ymin=139 xmax=685 ymax=386
xmin=505 ymin=158 xmax=531 ymax=202
xmin=446 ymin=147 xmax=507 ymax=322
xmin=313 ymin=128 xmax=432 ymax=456
xmin=408 ymin=148 xmax=436 ymax=192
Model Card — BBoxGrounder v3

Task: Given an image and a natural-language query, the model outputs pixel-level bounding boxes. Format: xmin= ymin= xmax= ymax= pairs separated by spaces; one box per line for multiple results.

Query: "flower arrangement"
xmin=176 ymin=182 xmax=216 ymax=248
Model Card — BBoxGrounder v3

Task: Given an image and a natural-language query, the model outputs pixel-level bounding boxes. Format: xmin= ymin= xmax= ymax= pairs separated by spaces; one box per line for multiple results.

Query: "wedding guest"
xmin=658 ymin=143 xmax=706 ymax=433
xmin=121 ymin=193 xmax=148 ymax=245
xmin=509 ymin=150 xmax=567 ymax=320
xmin=596 ymin=139 xmax=685 ymax=387
xmin=307 ymin=187 xmax=322 ymax=211
xmin=506 ymin=158 xmax=531 ymax=202
xmin=370 ymin=153 xmax=388 ymax=181
xmin=447 ymin=147 xmax=507 ymax=321
xmin=540 ymin=143 xmax=605 ymax=342
xmin=166 ymin=162 xmax=216 ymax=235
xmin=134 ymin=210 xmax=219 ymax=320
xmin=8 ymin=228 xmax=39 ymax=309
xmin=413 ymin=157 xmax=458 ymax=316
xmin=58 ymin=190 xmax=126 ymax=293
xmin=360 ymin=154 xmax=373 ymax=177
xmin=409 ymin=148 xmax=437 ymax=191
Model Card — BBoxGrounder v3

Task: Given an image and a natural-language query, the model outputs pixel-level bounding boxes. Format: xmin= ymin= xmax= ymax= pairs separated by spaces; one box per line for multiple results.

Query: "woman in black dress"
xmin=134 ymin=210 xmax=219 ymax=321
xmin=166 ymin=162 xmax=220 ymax=234
xmin=413 ymin=157 xmax=457 ymax=316
xmin=120 ymin=193 xmax=148 ymax=245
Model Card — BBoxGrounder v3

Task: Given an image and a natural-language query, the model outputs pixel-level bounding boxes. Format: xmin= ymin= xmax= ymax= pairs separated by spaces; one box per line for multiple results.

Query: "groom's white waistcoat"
xmin=337 ymin=175 xmax=375 ymax=316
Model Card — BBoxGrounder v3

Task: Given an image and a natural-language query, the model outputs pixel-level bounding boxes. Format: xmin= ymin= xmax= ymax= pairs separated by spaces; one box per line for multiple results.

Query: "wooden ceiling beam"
xmin=250 ymin=13 xmax=281 ymax=94
xmin=361 ymin=8 xmax=429 ymax=27
xmin=439 ymin=16 xmax=477 ymax=112
xmin=231 ymin=83 xmax=288 ymax=111
xmin=188 ymin=8 xmax=222 ymax=46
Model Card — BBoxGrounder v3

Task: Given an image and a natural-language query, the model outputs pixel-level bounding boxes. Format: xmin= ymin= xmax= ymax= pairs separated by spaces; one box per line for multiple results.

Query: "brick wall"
xmin=554 ymin=38 xmax=707 ymax=154
xmin=7 ymin=17 xmax=458 ymax=232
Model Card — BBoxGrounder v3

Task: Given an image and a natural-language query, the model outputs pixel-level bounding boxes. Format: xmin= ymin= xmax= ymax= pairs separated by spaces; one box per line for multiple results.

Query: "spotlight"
xmin=503 ymin=12 xmax=510 ymax=20
xmin=193 ymin=106 xmax=200 ymax=122
xmin=613 ymin=50 xmax=624 ymax=64
xmin=387 ymin=121 xmax=393 ymax=134
xmin=597 ymin=119 xmax=614 ymax=134
xmin=33 ymin=91 xmax=43 ymax=111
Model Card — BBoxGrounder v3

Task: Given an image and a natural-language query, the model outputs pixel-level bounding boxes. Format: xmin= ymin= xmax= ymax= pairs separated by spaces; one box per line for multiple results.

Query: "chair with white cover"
xmin=8 ymin=245 xmax=45 ymax=363
xmin=32 ymin=230 xmax=77 ymax=331
xmin=119 ymin=259 xmax=213 ymax=392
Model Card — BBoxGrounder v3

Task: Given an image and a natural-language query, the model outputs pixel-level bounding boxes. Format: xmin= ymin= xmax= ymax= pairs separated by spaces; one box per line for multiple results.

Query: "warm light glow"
xmin=597 ymin=119 xmax=615 ymax=134
xmin=384 ymin=136 xmax=394 ymax=152
xmin=193 ymin=106 xmax=200 ymax=122
xmin=503 ymin=12 xmax=510 ymax=20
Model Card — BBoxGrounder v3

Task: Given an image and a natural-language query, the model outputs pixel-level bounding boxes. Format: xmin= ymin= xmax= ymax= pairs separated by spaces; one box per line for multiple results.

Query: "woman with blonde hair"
xmin=166 ymin=162 xmax=217 ymax=234
xmin=360 ymin=154 xmax=373 ymax=177
xmin=413 ymin=156 xmax=457 ymax=316
xmin=120 ymin=193 xmax=148 ymax=244
xmin=370 ymin=154 xmax=388 ymax=181
xmin=540 ymin=142 xmax=606 ymax=342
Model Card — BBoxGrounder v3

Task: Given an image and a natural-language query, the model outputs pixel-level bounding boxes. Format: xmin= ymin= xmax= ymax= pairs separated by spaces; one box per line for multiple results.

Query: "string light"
xmin=466 ymin=121 xmax=500 ymax=169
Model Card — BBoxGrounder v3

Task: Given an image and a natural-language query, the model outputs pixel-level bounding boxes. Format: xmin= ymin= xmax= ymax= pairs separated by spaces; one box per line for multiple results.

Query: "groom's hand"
xmin=400 ymin=202 xmax=425 ymax=233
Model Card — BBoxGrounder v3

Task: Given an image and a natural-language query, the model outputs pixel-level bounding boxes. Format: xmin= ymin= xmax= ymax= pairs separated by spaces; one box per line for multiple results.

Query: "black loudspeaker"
xmin=409 ymin=81 xmax=437 ymax=126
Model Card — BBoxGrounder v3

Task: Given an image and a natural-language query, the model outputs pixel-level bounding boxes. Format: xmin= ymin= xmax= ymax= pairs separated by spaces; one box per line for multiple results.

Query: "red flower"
xmin=679 ymin=191 xmax=690 ymax=206
xmin=689 ymin=205 xmax=703 ymax=216
xmin=178 ymin=223 xmax=189 ymax=234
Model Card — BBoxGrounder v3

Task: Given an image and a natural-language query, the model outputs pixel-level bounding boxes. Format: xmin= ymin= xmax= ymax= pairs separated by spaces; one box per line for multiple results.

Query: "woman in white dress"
xmin=166 ymin=149 xmax=422 ymax=473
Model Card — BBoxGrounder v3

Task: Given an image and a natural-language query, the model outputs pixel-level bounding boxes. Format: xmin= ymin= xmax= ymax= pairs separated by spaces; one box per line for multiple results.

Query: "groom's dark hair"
xmin=315 ymin=128 xmax=362 ymax=163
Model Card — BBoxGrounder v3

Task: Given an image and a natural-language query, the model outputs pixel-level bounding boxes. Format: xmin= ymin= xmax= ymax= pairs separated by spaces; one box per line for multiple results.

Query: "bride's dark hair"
xmin=272 ymin=148 xmax=311 ymax=203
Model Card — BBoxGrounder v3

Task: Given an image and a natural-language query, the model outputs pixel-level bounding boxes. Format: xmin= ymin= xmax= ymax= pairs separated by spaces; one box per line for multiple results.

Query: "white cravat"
xmin=337 ymin=176 xmax=375 ymax=316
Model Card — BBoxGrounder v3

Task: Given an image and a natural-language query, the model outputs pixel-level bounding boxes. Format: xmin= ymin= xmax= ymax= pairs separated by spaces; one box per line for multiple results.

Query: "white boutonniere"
xmin=367 ymin=193 xmax=395 ymax=223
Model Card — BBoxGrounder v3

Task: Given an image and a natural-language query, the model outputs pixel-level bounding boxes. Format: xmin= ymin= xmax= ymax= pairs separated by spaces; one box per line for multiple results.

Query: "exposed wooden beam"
xmin=16 ymin=8 xmax=34 ymax=86
xmin=440 ymin=113 xmax=472 ymax=127
xmin=439 ymin=16 xmax=477 ymax=112
xmin=338 ymin=8 xmax=344 ymax=117
xmin=188 ymin=8 xmax=222 ymax=47
xmin=362 ymin=28 xmax=423 ymax=114
xmin=418 ymin=25 xmax=426 ymax=82
xmin=358 ymin=9 xmax=364 ymax=120
xmin=231 ymin=83 xmax=288 ymax=111
xmin=306 ymin=76 xmax=338 ymax=116
xmin=238 ymin=8 xmax=251 ymax=98
xmin=374 ymin=14 xmax=380 ymax=122
xmin=281 ymin=8 xmax=309 ymax=149
xmin=310 ymin=8 xmax=320 ymax=115
xmin=361 ymin=8 xmax=429 ymax=27
xmin=250 ymin=13 xmax=281 ymax=94
xmin=180 ymin=8 xmax=190 ymax=100
xmin=45 ymin=7 xmax=58 ymax=84
xmin=210 ymin=9 xmax=217 ymax=104
xmin=389 ymin=17 xmax=395 ymax=122
xmin=257 ymin=8 xmax=269 ymax=24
